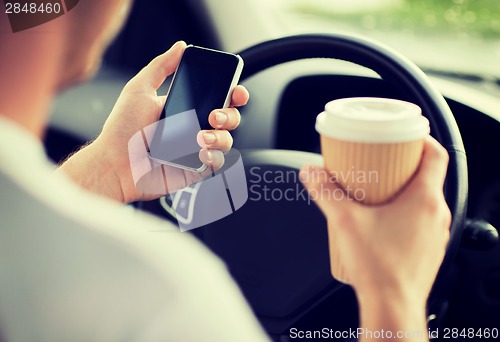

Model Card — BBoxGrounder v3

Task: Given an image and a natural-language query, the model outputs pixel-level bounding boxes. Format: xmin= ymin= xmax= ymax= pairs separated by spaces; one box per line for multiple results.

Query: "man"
xmin=0 ymin=1 xmax=450 ymax=341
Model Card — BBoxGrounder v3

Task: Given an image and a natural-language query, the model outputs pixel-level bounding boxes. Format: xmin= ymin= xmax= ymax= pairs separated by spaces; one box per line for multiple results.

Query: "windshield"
xmin=271 ymin=0 xmax=500 ymax=78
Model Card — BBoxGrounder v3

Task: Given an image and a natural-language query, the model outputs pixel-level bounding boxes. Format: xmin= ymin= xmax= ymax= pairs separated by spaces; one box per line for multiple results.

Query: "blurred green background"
xmin=291 ymin=0 xmax=500 ymax=39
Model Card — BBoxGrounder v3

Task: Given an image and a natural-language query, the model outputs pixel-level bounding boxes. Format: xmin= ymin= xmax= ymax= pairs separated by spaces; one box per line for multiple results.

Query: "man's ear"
xmin=5 ymin=0 xmax=80 ymax=33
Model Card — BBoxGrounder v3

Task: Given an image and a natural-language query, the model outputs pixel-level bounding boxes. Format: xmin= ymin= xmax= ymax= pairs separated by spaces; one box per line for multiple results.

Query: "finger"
xmin=125 ymin=41 xmax=187 ymax=93
xmin=407 ymin=136 xmax=449 ymax=191
xmin=199 ymin=149 xmax=224 ymax=170
xmin=208 ymin=107 xmax=241 ymax=130
xmin=299 ymin=165 xmax=360 ymax=216
xmin=230 ymin=85 xmax=249 ymax=107
xmin=197 ymin=130 xmax=233 ymax=153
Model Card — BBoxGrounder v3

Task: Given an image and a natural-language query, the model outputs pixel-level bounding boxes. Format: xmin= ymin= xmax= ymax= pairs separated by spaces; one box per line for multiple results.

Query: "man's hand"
xmin=300 ymin=136 xmax=451 ymax=341
xmin=59 ymin=41 xmax=249 ymax=203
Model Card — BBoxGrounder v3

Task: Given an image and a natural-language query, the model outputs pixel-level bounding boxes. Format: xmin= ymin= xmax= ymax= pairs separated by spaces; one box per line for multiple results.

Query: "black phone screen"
xmin=148 ymin=46 xmax=241 ymax=170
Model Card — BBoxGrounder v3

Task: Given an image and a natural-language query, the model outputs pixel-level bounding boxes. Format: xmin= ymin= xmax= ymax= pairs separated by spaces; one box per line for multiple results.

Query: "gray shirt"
xmin=0 ymin=117 xmax=269 ymax=342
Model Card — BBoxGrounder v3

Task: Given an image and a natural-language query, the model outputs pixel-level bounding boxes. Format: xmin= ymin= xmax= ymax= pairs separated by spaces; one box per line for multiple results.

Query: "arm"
xmin=357 ymin=292 xmax=428 ymax=341
xmin=301 ymin=136 xmax=451 ymax=341
xmin=58 ymin=41 xmax=249 ymax=203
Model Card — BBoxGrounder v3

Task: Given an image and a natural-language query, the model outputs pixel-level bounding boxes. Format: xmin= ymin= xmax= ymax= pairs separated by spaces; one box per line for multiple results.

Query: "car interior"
xmin=45 ymin=0 xmax=500 ymax=341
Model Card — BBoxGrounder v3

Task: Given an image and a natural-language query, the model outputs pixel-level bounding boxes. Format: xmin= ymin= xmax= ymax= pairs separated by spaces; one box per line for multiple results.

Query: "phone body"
xmin=148 ymin=45 xmax=244 ymax=172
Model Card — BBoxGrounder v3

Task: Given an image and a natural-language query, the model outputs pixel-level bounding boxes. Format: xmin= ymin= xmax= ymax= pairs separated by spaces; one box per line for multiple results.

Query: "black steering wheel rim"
xmin=237 ymin=33 xmax=468 ymax=308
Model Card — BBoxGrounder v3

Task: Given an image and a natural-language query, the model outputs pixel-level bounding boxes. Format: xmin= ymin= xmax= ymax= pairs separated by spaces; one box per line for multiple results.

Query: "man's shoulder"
xmin=0 ymin=165 xmax=228 ymax=281
xmin=0 ymin=167 xmax=244 ymax=341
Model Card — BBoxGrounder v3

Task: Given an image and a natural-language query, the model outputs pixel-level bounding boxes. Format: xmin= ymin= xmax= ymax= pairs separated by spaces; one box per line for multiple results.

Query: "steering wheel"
xmin=138 ymin=33 xmax=468 ymax=331
xmin=237 ymin=33 xmax=468 ymax=314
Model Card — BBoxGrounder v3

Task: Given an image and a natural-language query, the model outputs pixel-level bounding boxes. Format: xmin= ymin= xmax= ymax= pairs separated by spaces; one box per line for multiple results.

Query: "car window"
xmin=267 ymin=0 xmax=500 ymax=78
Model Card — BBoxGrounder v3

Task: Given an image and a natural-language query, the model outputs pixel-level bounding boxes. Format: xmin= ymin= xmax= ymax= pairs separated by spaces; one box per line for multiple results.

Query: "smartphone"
xmin=148 ymin=45 xmax=244 ymax=172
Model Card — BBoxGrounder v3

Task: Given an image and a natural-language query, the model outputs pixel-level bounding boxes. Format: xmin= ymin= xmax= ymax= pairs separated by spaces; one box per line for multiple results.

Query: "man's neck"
xmin=0 ymin=30 xmax=63 ymax=139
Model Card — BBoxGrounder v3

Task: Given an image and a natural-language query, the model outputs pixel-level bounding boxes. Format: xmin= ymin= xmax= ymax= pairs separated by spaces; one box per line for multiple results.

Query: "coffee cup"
xmin=315 ymin=97 xmax=430 ymax=282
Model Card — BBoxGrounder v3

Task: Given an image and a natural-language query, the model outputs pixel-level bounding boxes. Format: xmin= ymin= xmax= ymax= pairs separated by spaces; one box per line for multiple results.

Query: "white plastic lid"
xmin=316 ymin=97 xmax=430 ymax=143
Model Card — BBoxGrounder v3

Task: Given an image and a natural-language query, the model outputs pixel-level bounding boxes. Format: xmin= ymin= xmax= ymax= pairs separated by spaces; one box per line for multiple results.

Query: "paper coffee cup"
xmin=315 ymin=97 xmax=430 ymax=282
